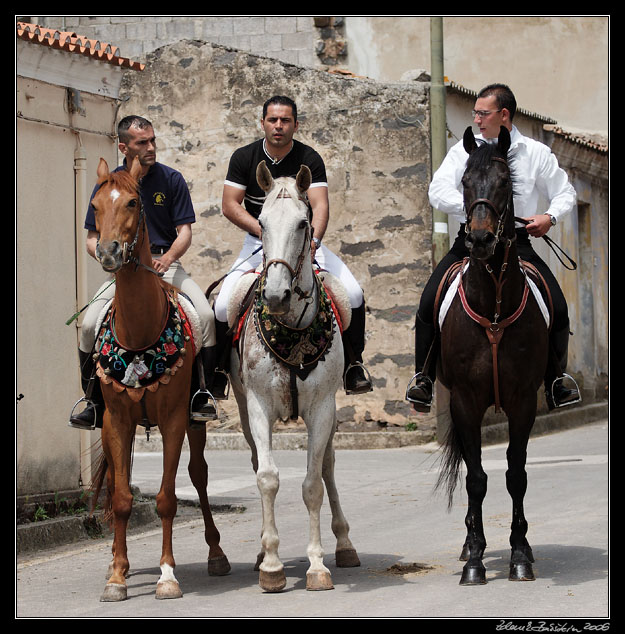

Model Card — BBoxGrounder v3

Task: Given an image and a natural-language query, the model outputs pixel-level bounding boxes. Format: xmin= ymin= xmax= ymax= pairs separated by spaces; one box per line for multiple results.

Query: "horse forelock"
xmin=262 ymin=177 xmax=308 ymax=219
xmin=466 ymin=141 xmax=519 ymax=198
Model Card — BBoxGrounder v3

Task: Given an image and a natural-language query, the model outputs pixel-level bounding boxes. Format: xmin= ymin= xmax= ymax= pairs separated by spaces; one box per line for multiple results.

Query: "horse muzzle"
xmin=96 ymin=240 xmax=124 ymax=273
xmin=465 ymin=229 xmax=497 ymax=260
xmin=262 ymin=286 xmax=292 ymax=315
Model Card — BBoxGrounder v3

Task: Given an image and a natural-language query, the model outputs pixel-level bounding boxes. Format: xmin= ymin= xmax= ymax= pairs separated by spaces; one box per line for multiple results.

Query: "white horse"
xmin=228 ymin=161 xmax=360 ymax=592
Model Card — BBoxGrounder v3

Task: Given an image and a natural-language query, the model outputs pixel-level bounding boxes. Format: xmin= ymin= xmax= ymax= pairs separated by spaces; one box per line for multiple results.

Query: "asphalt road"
xmin=17 ymin=421 xmax=609 ymax=622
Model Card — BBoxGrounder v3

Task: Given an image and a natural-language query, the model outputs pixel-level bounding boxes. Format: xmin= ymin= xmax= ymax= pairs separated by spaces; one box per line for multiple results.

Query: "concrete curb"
xmin=133 ymin=401 xmax=608 ymax=453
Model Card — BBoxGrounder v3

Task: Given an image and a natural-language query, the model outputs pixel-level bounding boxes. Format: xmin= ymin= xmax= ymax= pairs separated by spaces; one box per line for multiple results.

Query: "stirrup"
xmin=344 ymin=362 xmax=373 ymax=395
xmin=213 ymin=369 xmax=230 ymax=400
xmin=68 ymin=397 xmax=98 ymax=431
xmin=189 ymin=388 xmax=218 ymax=428
xmin=405 ymin=373 xmax=433 ymax=407
xmin=549 ymin=373 xmax=582 ymax=408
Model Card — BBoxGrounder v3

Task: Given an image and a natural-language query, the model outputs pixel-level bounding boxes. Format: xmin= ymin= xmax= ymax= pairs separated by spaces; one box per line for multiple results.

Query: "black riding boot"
xmin=189 ymin=346 xmax=219 ymax=429
xmin=545 ymin=324 xmax=581 ymax=410
xmin=343 ymin=303 xmax=373 ymax=394
xmin=405 ymin=314 xmax=437 ymax=412
xmin=211 ymin=318 xmax=231 ymax=400
xmin=69 ymin=349 xmax=104 ymax=430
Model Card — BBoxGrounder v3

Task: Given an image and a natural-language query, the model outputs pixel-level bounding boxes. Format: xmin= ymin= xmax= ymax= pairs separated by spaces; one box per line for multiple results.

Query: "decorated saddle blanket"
xmin=94 ymin=288 xmax=200 ymax=400
xmin=437 ymin=259 xmax=551 ymax=331
xmin=229 ymin=269 xmax=349 ymax=380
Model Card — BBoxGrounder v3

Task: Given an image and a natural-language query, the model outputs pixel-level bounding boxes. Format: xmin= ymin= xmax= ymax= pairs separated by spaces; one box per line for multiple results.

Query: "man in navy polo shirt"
xmin=69 ymin=115 xmax=218 ymax=429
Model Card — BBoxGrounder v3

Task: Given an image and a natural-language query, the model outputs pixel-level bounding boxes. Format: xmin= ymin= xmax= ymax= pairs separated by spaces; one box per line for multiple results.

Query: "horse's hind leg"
xmin=506 ymin=407 xmax=537 ymax=581
xmin=187 ymin=427 xmax=231 ymax=576
xmin=322 ymin=425 xmax=360 ymax=568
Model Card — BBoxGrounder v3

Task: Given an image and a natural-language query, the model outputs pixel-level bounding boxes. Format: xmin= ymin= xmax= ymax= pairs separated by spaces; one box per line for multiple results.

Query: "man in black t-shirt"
xmin=214 ymin=96 xmax=372 ymax=396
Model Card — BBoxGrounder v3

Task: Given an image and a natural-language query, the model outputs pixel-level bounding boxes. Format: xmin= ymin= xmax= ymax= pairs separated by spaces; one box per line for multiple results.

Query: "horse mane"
xmin=100 ymin=167 xmax=140 ymax=192
xmin=466 ymin=139 xmax=520 ymax=198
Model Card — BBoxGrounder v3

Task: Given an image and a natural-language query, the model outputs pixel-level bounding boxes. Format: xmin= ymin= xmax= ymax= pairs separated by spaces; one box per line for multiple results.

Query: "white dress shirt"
xmin=428 ymin=125 xmax=576 ymax=225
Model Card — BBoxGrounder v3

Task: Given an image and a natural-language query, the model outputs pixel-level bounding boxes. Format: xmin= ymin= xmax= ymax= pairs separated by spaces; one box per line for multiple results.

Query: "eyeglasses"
xmin=472 ymin=109 xmax=502 ymax=119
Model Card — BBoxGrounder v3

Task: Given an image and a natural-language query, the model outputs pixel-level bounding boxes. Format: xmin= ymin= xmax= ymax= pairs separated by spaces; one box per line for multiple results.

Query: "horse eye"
xmin=128 ymin=198 xmax=138 ymax=208
xmin=298 ymin=219 xmax=308 ymax=230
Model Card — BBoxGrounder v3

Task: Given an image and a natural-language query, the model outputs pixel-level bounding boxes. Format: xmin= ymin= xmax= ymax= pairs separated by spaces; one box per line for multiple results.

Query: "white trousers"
xmin=214 ymin=233 xmax=363 ymax=323
xmin=79 ymin=260 xmax=215 ymax=354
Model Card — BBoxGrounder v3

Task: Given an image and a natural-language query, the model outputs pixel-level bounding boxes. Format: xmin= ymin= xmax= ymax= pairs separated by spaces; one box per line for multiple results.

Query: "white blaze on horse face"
xmin=110 ymin=188 xmax=121 ymax=203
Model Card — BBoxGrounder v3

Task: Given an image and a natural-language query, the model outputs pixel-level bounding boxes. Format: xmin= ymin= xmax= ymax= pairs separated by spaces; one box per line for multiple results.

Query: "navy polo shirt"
xmin=84 ymin=161 xmax=196 ymax=249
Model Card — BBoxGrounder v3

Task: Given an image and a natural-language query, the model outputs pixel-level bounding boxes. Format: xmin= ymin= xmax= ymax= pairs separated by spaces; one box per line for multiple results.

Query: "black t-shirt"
xmin=224 ymin=138 xmax=327 ymax=218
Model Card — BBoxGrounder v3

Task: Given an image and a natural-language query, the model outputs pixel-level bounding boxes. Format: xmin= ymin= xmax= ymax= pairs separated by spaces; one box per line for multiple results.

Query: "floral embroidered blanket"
xmin=253 ymin=276 xmax=337 ymax=380
xmin=94 ymin=289 xmax=195 ymax=401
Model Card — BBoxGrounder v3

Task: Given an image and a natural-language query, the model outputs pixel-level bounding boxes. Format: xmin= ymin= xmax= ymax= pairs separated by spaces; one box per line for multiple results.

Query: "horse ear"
xmin=96 ymin=157 xmax=110 ymax=183
xmin=463 ymin=126 xmax=478 ymax=154
xmin=256 ymin=160 xmax=273 ymax=192
xmin=497 ymin=126 xmax=511 ymax=156
xmin=128 ymin=156 xmax=142 ymax=181
xmin=295 ymin=165 xmax=312 ymax=193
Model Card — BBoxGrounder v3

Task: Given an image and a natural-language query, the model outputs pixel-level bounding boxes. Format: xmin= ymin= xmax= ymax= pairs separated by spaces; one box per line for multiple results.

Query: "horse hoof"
xmin=306 ymin=570 xmax=334 ymax=591
xmin=509 ymin=562 xmax=535 ymax=581
xmin=336 ymin=548 xmax=361 ymax=568
xmin=259 ymin=569 xmax=286 ymax=593
xmin=156 ymin=580 xmax=183 ymax=599
xmin=100 ymin=582 xmax=127 ymax=602
xmin=460 ymin=564 xmax=487 ymax=586
xmin=208 ymin=555 xmax=231 ymax=576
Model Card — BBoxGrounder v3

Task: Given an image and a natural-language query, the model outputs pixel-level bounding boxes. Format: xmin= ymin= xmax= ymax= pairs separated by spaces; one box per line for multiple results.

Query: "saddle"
xmin=434 ymin=258 xmax=553 ymax=332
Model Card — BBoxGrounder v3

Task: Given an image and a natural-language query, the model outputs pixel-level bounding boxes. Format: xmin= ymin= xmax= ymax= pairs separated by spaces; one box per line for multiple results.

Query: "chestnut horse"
xmin=90 ymin=156 xmax=229 ymax=601
xmin=227 ymin=162 xmax=360 ymax=592
xmin=436 ymin=127 xmax=549 ymax=585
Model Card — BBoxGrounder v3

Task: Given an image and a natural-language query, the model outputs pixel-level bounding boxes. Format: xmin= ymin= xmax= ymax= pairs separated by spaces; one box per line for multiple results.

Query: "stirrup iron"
xmin=405 ymin=372 xmax=433 ymax=407
xmin=549 ymin=373 xmax=582 ymax=408
xmin=343 ymin=361 xmax=373 ymax=395
xmin=190 ymin=388 xmax=218 ymax=427
xmin=68 ymin=397 xmax=98 ymax=431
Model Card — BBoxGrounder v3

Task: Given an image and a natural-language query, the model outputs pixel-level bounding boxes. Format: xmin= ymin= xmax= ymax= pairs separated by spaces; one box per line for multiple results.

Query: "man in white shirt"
xmin=407 ymin=84 xmax=580 ymax=412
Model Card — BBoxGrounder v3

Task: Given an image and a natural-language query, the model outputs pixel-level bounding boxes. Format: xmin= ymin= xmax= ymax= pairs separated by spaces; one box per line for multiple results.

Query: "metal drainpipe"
xmin=430 ymin=17 xmax=449 ymax=267
xmin=429 ymin=17 xmax=452 ymax=441
xmin=74 ymin=142 xmax=92 ymax=487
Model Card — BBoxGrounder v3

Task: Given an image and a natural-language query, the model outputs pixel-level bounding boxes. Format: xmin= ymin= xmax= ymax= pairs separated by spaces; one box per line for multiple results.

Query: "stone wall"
xmin=118 ymin=40 xmax=432 ymax=430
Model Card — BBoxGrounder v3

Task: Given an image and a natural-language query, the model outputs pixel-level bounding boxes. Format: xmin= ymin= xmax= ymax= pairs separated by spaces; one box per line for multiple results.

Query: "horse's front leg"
xmin=100 ymin=408 xmax=135 ymax=602
xmin=301 ymin=400 xmax=338 ymax=591
xmin=247 ymin=394 xmax=285 ymax=592
xmin=154 ymin=406 xmax=188 ymax=600
xmin=187 ymin=427 xmax=231 ymax=576
xmin=322 ymin=415 xmax=360 ymax=569
xmin=506 ymin=406 xmax=537 ymax=581
xmin=452 ymin=396 xmax=489 ymax=585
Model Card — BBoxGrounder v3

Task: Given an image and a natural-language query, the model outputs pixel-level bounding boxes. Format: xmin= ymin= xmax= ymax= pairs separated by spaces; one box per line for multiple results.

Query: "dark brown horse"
xmin=436 ymin=126 xmax=549 ymax=585
xmin=90 ymin=156 xmax=229 ymax=601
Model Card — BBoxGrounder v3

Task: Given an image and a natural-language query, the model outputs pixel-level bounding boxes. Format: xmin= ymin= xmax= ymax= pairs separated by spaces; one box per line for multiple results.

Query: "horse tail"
xmin=89 ymin=449 xmax=113 ymax=525
xmin=435 ymin=423 xmax=464 ymax=509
